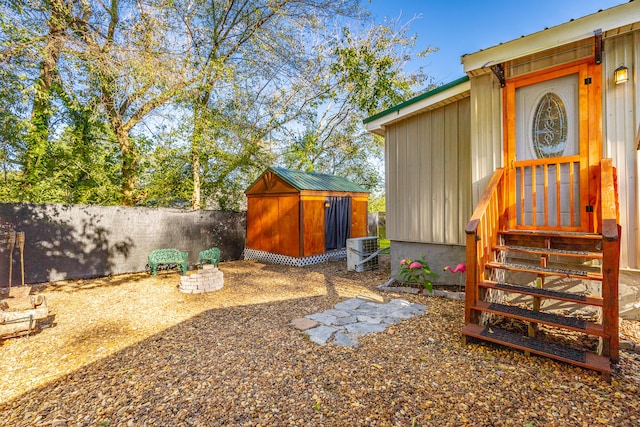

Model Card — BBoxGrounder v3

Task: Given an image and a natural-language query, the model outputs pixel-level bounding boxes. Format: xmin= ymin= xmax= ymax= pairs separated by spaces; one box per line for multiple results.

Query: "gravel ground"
xmin=1 ymin=258 xmax=640 ymax=427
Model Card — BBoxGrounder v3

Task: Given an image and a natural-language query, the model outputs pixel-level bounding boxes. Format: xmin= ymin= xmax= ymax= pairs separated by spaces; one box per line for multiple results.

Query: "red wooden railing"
xmin=465 ymin=168 xmax=506 ymax=324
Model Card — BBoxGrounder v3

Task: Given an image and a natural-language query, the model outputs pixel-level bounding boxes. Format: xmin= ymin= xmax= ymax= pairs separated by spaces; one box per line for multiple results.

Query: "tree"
xmin=173 ymin=0 xmax=362 ymax=209
xmin=281 ymin=19 xmax=435 ymax=191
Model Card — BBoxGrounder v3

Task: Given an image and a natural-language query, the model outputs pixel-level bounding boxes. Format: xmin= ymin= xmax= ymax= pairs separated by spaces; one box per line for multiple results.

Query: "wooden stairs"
xmin=462 ymin=160 xmax=621 ymax=380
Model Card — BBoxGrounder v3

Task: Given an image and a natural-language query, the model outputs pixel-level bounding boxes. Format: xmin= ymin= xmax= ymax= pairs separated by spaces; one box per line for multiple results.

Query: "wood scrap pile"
xmin=0 ymin=286 xmax=49 ymax=339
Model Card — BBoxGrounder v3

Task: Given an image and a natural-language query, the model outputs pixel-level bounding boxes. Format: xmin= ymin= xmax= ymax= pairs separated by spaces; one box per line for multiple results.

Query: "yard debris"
xmin=1 ymin=257 xmax=639 ymax=426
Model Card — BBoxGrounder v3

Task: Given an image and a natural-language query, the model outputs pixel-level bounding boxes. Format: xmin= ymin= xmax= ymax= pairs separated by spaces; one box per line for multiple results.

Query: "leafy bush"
xmin=399 ymin=256 xmax=439 ymax=293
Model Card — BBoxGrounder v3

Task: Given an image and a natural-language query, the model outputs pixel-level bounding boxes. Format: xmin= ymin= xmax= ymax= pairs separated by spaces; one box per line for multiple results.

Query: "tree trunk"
xmin=115 ymin=126 xmax=138 ymax=206
xmin=22 ymin=1 xmax=66 ymax=190
xmin=191 ymin=100 xmax=209 ymax=210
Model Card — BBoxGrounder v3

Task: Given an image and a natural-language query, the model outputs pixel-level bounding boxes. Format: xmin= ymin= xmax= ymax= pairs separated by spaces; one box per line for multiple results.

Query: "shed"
xmin=244 ymin=167 xmax=369 ymax=266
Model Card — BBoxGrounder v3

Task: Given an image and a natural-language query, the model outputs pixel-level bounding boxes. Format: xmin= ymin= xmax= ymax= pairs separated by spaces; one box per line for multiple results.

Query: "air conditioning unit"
xmin=346 ymin=237 xmax=379 ymax=272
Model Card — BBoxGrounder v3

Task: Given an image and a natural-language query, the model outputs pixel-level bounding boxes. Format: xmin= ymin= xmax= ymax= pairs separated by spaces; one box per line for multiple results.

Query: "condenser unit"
xmin=346 ymin=237 xmax=379 ymax=272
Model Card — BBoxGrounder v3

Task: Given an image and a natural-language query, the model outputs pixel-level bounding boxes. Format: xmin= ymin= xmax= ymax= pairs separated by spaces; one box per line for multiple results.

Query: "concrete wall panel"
xmin=0 ymin=203 xmax=245 ymax=284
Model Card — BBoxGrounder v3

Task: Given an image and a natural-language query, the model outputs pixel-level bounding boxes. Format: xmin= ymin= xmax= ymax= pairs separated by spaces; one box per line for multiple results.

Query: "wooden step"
xmin=499 ymin=229 xmax=602 ymax=240
xmin=485 ymin=261 xmax=603 ymax=280
xmin=472 ymin=300 xmax=607 ymax=337
xmin=493 ymin=245 xmax=602 ymax=259
xmin=462 ymin=323 xmax=611 ymax=376
xmin=479 ymin=281 xmax=603 ymax=307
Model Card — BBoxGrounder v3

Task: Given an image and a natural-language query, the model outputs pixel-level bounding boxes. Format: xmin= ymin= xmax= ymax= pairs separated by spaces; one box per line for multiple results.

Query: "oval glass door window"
xmin=532 ymin=92 xmax=568 ymax=159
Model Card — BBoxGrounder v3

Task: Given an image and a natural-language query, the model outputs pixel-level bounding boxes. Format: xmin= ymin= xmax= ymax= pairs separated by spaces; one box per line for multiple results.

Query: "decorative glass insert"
xmin=532 ymin=93 xmax=568 ymax=159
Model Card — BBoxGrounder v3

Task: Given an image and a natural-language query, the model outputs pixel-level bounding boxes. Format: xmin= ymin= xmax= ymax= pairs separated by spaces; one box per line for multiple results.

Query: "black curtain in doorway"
xmin=325 ymin=196 xmax=351 ymax=251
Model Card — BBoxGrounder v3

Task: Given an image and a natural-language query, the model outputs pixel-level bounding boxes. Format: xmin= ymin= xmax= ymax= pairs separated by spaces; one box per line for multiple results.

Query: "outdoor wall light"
xmin=614 ymin=64 xmax=629 ymax=84
xmin=324 ymin=202 xmax=331 ymax=208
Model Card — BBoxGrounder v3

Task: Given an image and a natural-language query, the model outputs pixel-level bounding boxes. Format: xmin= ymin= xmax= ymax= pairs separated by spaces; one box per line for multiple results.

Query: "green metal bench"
xmin=199 ymin=247 xmax=221 ymax=269
xmin=148 ymin=248 xmax=188 ymax=277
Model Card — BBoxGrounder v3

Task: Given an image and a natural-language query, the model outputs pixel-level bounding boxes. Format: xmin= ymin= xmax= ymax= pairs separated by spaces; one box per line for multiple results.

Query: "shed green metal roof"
xmin=266 ymin=167 xmax=369 ymax=193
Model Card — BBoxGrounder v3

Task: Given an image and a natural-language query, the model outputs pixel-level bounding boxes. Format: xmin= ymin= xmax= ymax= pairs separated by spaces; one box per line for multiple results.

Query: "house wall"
xmin=469 ymin=72 xmax=504 ymax=206
xmin=603 ymin=29 xmax=640 ymax=269
xmin=385 ymin=96 xmax=472 ymax=247
xmin=389 ymin=241 xmax=467 ymax=287
xmin=468 ymin=30 xmax=640 ymax=271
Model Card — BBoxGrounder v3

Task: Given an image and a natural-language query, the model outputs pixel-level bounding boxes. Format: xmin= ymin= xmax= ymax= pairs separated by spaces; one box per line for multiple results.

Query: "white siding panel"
xmin=419 ymin=112 xmax=433 ymax=241
xmin=385 ymin=96 xmax=471 ymax=245
xmin=470 ymin=73 xmax=504 ymax=207
xmin=603 ymin=31 xmax=640 ymax=269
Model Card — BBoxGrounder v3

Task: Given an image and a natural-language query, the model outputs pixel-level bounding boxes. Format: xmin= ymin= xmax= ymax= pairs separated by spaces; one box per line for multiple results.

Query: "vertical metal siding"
xmin=603 ymin=31 xmax=640 ymax=269
xmin=470 ymin=73 xmax=504 ymax=206
xmin=385 ymin=96 xmax=471 ymax=245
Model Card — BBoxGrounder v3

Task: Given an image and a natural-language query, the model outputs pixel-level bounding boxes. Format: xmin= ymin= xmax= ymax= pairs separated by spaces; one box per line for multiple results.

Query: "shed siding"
xmin=386 ymin=96 xmax=472 ymax=245
xmin=603 ymin=30 xmax=640 ymax=269
xmin=351 ymin=197 xmax=369 ymax=238
xmin=302 ymin=198 xmax=325 ymax=256
xmin=246 ymin=195 xmax=300 ymax=257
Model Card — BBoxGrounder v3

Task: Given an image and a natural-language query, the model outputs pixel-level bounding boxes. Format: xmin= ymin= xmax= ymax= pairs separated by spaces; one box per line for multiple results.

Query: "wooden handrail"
xmin=465 ymin=168 xmax=505 ymax=234
xmin=465 ymin=168 xmax=506 ymax=324
xmin=600 ymin=158 xmax=619 ymax=241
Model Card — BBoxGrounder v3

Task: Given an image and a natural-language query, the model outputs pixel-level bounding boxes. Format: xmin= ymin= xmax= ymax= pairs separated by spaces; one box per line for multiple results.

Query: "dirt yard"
xmin=1 ymin=258 xmax=639 ymax=426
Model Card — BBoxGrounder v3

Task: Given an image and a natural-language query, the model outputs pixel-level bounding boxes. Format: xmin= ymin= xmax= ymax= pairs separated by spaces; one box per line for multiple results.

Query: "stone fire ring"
xmin=178 ymin=264 xmax=224 ymax=294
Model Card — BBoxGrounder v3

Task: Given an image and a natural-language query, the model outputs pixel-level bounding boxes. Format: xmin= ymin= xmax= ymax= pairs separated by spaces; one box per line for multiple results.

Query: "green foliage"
xmin=398 ymin=256 xmax=439 ymax=293
xmin=368 ymin=195 xmax=385 ymax=213
xmin=0 ymin=1 xmax=435 ymax=209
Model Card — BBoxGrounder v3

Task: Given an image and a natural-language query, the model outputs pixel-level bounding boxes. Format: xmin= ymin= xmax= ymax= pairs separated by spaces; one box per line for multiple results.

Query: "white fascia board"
xmin=364 ymin=80 xmax=471 ymax=136
xmin=462 ymin=2 xmax=640 ymax=73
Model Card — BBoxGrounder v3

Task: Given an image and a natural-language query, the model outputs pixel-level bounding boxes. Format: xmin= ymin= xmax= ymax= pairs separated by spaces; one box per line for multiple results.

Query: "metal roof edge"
xmin=462 ymin=1 xmax=640 ymax=72
xmin=267 ymin=167 xmax=370 ymax=193
xmin=363 ymin=75 xmax=470 ymax=125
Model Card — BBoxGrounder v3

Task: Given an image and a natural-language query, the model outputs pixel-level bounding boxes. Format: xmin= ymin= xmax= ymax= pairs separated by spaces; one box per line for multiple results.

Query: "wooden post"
xmin=7 ymin=230 xmax=15 ymax=290
xmin=465 ymin=229 xmax=479 ymax=326
xmin=16 ymin=232 xmax=25 ymax=286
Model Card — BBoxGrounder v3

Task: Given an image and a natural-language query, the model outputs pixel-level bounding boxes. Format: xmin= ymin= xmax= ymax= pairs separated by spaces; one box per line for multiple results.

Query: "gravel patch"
xmin=1 ymin=258 xmax=640 ymax=426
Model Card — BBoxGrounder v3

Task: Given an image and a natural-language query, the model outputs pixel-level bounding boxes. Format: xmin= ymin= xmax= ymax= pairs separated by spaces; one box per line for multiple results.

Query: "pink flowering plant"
xmin=398 ymin=256 xmax=439 ymax=293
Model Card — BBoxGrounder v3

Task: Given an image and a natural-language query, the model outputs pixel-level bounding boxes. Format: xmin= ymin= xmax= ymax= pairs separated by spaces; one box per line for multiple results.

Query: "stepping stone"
xmin=298 ymin=298 xmax=430 ymax=345
xmin=324 ymin=309 xmax=352 ymax=318
xmin=356 ymin=315 xmax=384 ymax=324
xmin=306 ymin=312 xmax=338 ymax=325
xmin=332 ymin=330 xmax=359 ymax=347
xmin=290 ymin=318 xmax=319 ymax=331
xmin=344 ymin=322 xmax=387 ymax=336
xmin=331 ymin=316 xmax=358 ymax=326
xmin=305 ymin=325 xmax=340 ymax=345
xmin=334 ymin=298 xmax=365 ymax=311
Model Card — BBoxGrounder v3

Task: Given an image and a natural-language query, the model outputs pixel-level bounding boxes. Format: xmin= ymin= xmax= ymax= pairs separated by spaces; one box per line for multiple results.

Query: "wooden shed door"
xmin=505 ymin=61 xmax=601 ymax=232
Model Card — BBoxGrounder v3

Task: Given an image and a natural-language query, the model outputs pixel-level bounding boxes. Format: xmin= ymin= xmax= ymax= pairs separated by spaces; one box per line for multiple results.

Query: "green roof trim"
xmin=266 ymin=167 xmax=369 ymax=193
xmin=363 ymin=75 xmax=470 ymax=124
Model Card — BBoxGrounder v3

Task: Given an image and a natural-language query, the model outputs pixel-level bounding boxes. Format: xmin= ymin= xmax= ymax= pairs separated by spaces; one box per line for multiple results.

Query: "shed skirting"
xmin=243 ymin=248 xmax=346 ymax=267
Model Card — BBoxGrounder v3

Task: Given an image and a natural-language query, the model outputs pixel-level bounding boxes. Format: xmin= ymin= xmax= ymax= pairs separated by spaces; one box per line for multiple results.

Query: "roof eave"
xmin=364 ymin=78 xmax=471 ymax=136
xmin=462 ymin=2 xmax=640 ymax=73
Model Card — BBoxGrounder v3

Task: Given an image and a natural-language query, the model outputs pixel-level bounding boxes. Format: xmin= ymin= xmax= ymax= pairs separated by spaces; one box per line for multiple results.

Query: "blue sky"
xmin=366 ymin=0 xmax=629 ymax=85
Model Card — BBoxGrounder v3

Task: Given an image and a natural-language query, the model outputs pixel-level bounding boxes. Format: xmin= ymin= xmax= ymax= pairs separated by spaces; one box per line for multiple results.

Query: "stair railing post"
xmin=465 ymin=228 xmax=479 ymax=325
xmin=600 ymin=158 xmax=620 ymax=363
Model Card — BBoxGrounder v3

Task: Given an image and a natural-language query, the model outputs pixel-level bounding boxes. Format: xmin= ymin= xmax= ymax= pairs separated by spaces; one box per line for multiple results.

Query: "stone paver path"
xmin=290 ymin=298 xmax=428 ymax=347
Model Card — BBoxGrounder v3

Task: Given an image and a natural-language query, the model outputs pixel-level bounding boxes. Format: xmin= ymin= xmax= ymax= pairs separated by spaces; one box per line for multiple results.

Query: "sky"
xmin=365 ymin=0 xmax=630 ymax=86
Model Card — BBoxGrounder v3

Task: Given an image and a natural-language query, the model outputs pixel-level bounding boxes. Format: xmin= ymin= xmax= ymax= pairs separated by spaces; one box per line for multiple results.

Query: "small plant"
xmin=399 ymin=256 xmax=438 ymax=293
